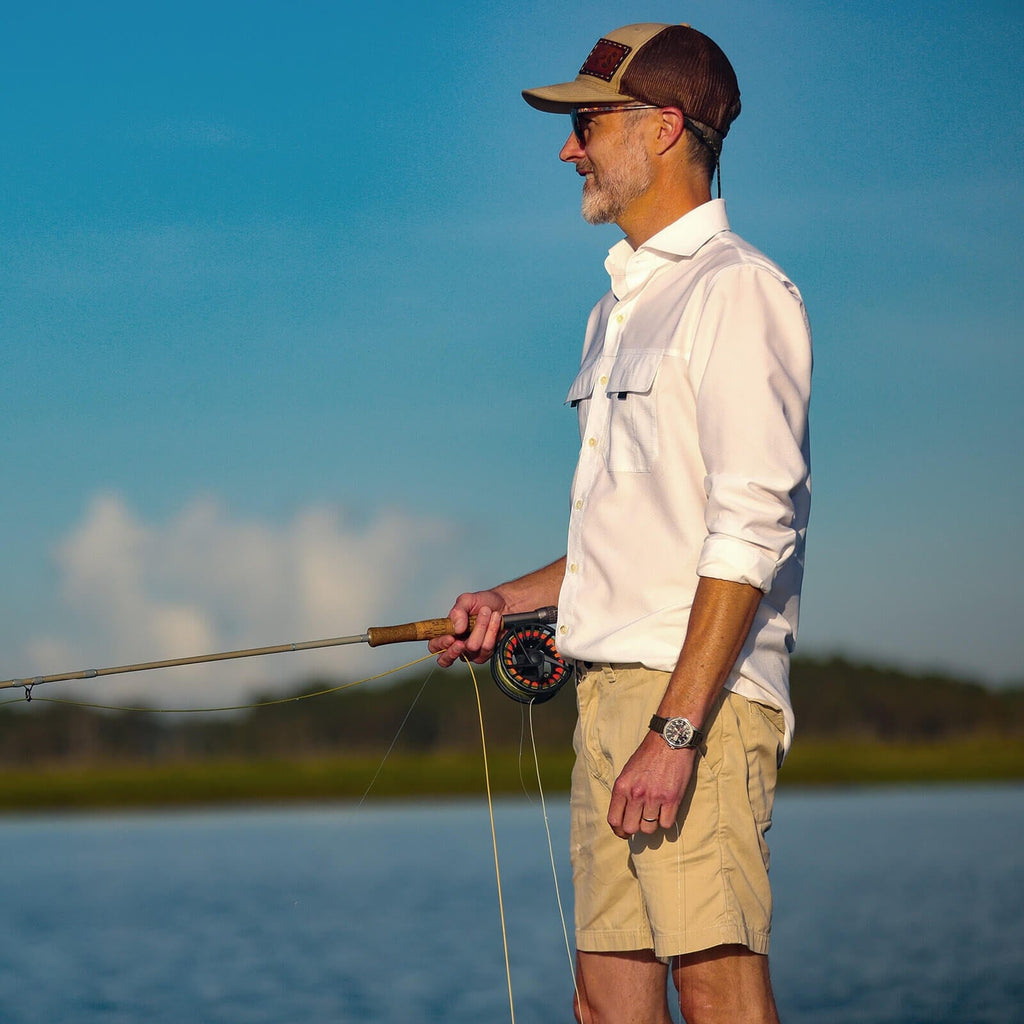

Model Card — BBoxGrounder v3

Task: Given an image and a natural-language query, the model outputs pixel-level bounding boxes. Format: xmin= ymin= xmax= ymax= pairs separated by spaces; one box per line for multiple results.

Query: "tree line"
xmin=2 ymin=655 xmax=1021 ymax=767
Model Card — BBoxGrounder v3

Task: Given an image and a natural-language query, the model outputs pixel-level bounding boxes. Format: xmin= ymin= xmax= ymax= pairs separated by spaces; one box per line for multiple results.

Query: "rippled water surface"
xmin=0 ymin=785 xmax=1020 ymax=1023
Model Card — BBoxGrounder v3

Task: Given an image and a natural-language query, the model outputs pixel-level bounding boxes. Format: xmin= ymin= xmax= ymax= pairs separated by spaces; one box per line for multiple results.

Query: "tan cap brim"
xmin=522 ymin=76 xmax=640 ymax=114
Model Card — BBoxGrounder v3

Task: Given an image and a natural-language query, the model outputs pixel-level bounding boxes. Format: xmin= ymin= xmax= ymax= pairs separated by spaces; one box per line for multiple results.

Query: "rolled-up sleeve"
xmin=690 ymin=264 xmax=812 ymax=592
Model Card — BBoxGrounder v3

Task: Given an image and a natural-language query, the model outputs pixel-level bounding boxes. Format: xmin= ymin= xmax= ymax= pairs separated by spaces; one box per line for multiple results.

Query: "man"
xmin=430 ymin=23 xmax=810 ymax=1024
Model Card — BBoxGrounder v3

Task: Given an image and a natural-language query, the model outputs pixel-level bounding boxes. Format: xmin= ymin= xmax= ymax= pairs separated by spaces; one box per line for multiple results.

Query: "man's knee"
xmin=575 ymin=949 xmax=672 ymax=1024
xmin=673 ymin=945 xmax=779 ymax=1024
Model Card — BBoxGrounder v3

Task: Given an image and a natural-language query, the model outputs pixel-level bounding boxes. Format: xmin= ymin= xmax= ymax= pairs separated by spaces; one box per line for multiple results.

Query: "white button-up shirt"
xmin=556 ymin=200 xmax=811 ymax=749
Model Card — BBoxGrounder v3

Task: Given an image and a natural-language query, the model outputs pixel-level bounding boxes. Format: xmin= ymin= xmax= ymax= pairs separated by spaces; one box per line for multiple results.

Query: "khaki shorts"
xmin=570 ymin=663 xmax=785 ymax=959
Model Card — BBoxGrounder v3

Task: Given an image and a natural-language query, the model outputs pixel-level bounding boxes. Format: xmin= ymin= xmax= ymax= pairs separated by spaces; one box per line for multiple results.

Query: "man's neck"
xmin=619 ymin=177 xmax=712 ymax=249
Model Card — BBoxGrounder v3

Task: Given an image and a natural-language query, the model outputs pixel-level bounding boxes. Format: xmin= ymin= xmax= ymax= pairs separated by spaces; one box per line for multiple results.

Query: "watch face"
xmin=663 ymin=717 xmax=696 ymax=748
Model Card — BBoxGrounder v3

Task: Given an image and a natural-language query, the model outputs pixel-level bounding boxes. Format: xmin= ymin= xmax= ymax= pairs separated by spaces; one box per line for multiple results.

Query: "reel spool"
xmin=490 ymin=619 xmax=574 ymax=704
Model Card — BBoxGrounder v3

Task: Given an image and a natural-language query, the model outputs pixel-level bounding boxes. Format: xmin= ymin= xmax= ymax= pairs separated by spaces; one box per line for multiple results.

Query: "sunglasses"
xmin=569 ymin=104 xmax=659 ymax=146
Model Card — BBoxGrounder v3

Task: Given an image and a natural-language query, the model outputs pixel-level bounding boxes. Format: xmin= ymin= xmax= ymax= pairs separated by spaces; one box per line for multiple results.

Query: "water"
xmin=770 ymin=786 xmax=1024 ymax=1023
xmin=0 ymin=786 xmax=1020 ymax=1023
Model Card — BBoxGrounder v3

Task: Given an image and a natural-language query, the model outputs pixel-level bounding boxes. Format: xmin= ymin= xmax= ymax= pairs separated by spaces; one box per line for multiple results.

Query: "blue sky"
xmin=2 ymin=0 xmax=1022 ymax=703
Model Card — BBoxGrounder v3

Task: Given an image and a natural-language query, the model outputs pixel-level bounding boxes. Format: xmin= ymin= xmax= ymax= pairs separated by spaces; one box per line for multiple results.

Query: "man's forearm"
xmin=656 ymin=575 xmax=763 ymax=727
xmin=606 ymin=576 xmax=763 ymax=838
xmin=494 ymin=557 xmax=566 ymax=614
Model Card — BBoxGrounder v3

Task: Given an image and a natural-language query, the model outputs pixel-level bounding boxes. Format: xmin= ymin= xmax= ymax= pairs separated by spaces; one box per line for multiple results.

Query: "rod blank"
xmin=0 ymin=633 xmax=368 ymax=691
xmin=0 ymin=607 xmax=559 ymax=693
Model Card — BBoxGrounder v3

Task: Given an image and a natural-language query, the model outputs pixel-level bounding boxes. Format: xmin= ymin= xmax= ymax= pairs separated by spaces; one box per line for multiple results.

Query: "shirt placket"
xmin=559 ymin=246 xmax=667 ymax=650
xmin=559 ymin=299 xmax=630 ymax=648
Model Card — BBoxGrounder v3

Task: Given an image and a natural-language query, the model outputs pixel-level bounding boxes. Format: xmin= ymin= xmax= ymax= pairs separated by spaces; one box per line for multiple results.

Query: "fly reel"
xmin=490 ymin=609 xmax=574 ymax=704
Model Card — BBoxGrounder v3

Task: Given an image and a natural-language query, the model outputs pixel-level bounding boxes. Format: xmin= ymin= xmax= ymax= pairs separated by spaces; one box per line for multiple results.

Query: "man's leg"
xmin=672 ymin=945 xmax=780 ymax=1024
xmin=574 ymin=949 xmax=672 ymax=1024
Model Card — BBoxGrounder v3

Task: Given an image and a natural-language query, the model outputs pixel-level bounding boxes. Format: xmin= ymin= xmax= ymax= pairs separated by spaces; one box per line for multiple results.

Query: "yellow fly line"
xmin=1 ymin=611 xmax=580 ymax=1024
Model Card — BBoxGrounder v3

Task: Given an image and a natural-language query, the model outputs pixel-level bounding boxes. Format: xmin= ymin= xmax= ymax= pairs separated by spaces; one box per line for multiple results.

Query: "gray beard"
xmin=580 ymin=145 xmax=654 ymax=225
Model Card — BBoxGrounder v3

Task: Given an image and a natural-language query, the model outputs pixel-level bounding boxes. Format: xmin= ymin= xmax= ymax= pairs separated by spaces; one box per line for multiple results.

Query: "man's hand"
xmin=426 ymin=558 xmax=567 ymax=669
xmin=427 ymin=590 xmax=507 ymax=668
xmin=607 ymin=730 xmax=699 ymax=838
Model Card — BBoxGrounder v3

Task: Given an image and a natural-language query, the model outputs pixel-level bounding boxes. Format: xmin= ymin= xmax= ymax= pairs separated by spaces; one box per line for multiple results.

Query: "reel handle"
xmin=365 ymin=606 xmax=558 ymax=648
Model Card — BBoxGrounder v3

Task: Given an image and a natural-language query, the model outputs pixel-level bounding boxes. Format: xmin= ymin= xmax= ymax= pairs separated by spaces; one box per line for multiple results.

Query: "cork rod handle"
xmin=365 ymin=616 xmax=479 ymax=648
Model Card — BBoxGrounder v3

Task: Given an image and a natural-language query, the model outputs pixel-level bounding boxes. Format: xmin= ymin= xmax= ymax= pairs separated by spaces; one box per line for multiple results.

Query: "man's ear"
xmin=653 ymin=107 xmax=686 ymax=154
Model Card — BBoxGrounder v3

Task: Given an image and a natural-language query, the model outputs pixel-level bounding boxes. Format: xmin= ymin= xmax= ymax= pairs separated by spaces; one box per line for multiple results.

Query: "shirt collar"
xmin=605 ymin=199 xmax=732 ymax=300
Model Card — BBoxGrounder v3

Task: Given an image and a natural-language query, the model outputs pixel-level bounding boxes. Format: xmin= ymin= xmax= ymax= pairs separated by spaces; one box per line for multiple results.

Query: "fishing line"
xmin=526 ymin=698 xmax=582 ymax=1014
xmin=356 ymin=666 xmax=436 ymax=807
xmin=674 ymin=816 xmax=685 ymax=997
xmin=514 ymin=703 xmax=536 ymax=806
xmin=0 ymin=652 xmax=438 ymax=715
xmin=3 ymin=609 xmax=580 ymax=1024
xmin=465 ymin=657 xmax=518 ymax=1024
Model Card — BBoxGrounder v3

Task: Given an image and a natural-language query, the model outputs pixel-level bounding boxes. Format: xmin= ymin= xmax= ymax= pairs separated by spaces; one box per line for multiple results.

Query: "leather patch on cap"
xmin=579 ymin=38 xmax=630 ymax=82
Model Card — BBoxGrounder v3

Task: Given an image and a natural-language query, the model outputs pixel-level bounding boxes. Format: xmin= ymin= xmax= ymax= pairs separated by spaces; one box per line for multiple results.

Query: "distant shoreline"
xmin=1 ymin=736 xmax=1020 ymax=813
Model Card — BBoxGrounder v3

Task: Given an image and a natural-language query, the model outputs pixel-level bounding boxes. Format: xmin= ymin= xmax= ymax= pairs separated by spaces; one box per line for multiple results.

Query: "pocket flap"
xmin=605 ymin=349 xmax=664 ymax=396
xmin=565 ymin=362 xmax=599 ymax=405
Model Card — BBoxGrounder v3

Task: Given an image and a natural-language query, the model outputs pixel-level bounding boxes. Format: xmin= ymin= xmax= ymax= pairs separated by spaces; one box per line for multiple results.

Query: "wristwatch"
xmin=649 ymin=714 xmax=704 ymax=750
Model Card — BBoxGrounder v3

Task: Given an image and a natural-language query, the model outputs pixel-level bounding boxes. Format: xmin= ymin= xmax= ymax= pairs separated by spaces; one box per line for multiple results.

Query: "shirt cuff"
xmin=697 ymin=535 xmax=780 ymax=592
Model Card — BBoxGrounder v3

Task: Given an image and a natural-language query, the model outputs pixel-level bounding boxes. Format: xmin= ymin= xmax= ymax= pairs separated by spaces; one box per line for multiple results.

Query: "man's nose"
xmin=560 ymin=131 xmax=585 ymax=163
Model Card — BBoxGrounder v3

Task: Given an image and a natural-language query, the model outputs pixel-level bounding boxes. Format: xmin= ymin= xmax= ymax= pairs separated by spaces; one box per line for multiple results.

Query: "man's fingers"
xmin=640 ymin=808 xmax=662 ymax=833
xmin=607 ymin=791 xmax=629 ymax=837
xmin=449 ymin=604 xmax=470 ymax=635
xmin=658 ymin=801 xmax=681 ymax=830
xmin=464 ymin=605 xmax=492 ymax=653
xmin=430 ymin=591 xmax=513 ymax=668
xmin=609 ymin=799 xmax=672 ymax=838
xmin=463 ymin=606 xmax=505 ymax=662
xmin=482 ymin=607 xmax=504 ymax=655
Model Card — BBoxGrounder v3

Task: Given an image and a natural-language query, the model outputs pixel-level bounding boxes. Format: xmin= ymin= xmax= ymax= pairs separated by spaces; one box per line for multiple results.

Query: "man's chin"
xmin=582 ymin=208 xmax=613 ymax=225
xmin=581 ymin=189 xmax=615 ymax=225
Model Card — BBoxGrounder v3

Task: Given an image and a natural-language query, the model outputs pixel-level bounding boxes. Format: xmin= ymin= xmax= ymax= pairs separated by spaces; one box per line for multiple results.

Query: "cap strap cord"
xmin=684 ymin=116 xmax=723 ymax=198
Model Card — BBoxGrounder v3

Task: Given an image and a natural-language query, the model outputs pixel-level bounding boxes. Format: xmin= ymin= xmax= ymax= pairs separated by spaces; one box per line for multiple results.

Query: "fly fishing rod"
xmin=1 ymin=607 xmax=573 ymax=705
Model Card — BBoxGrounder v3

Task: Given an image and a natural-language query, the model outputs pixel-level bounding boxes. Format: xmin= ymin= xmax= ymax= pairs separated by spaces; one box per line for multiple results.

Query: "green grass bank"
xmin=1 ymin=736 xmax=1021 ymax=813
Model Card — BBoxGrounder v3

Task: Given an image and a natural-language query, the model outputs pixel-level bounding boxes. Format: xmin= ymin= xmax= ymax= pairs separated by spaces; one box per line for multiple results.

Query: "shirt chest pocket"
xmin=568 ymin=349 xmax=665 ymax=474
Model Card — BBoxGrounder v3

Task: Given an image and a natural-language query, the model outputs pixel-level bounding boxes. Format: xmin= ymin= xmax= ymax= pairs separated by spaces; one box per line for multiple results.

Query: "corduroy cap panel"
xmin=619 ymin=25 xmax=740 ymax=135
xmin=522 ymin=22 xmax=740 ymax=136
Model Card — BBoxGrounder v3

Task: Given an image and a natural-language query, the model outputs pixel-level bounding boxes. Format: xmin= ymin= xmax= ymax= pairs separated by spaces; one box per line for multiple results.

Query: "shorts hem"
xmin=576 ymin=928 xmax=654 ymax=953
xmin=653 ymin=924 xmax=771 ymax=959
xmin=576 ymin=925 xmax=770 ymax=958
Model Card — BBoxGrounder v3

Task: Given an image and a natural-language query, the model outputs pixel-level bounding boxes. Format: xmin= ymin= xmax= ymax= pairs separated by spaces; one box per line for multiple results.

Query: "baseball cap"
xmin=522 ymin=23 xmax=741 ymax=137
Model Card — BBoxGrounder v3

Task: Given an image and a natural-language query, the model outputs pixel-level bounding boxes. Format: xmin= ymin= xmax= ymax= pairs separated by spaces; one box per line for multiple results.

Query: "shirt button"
xmin=599 ymin=375 xmax=608 ymax=385
xmin=587 ymin=437 xmax=597 ymax=447
xmin=559 ymin=625 xmax=567 ymax=635
xmin=574 ymin=499 xmax=583 ymax=511
xmin=615 ymin=314 xmax=624 ymax=324
xmin=569 ymin=563 xmax=578 ymax=573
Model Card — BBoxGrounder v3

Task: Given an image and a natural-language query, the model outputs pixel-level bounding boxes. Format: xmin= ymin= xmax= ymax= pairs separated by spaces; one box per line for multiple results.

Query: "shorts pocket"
xmin=745 ymin=700 xmax=784 ymax=869
xmin=574 ymin=672 xmax=612 ymax=789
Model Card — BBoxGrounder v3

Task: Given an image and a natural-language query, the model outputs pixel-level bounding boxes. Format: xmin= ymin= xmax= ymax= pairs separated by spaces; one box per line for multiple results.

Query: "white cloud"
xmin=23 ymin=493 xmax=457 ymax=707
